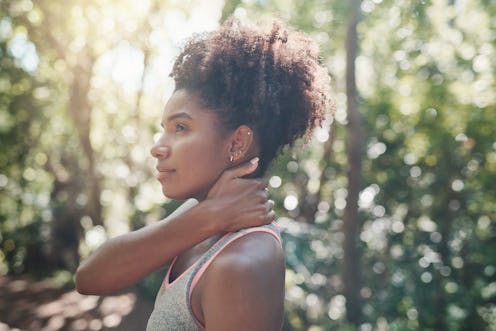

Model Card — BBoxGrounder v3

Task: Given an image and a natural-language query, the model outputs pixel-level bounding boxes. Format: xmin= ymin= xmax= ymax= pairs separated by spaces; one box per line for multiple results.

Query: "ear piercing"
xmin=229 ymin=151 xmax=243 ymax=163
xmin=229 ymin=130 xmax=251 ymax=162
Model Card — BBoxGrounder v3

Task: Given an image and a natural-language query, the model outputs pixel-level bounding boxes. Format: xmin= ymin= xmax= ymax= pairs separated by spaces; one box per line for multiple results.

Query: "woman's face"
xmin=150 ymin=89 xmax=231 ymax=201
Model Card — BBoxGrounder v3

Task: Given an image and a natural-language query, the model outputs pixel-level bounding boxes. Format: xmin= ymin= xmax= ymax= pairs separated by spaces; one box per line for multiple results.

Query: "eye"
xmin=175 ymin=123 xmax=187 ymax=132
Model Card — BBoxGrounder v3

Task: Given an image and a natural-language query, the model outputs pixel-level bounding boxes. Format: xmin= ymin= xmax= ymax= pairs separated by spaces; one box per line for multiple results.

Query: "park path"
xmin=0 ymin=276 xmax=154 ymax=331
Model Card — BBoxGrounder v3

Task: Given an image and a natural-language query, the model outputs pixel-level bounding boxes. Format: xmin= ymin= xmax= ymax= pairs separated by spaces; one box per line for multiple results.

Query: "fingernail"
xmin=250 ymin=157 xmax=259 ymax=165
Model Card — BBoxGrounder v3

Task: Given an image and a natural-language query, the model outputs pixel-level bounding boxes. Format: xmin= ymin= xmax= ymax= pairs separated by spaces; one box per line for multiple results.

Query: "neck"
xmin=191 ymin=186 xmax=211 ymax=202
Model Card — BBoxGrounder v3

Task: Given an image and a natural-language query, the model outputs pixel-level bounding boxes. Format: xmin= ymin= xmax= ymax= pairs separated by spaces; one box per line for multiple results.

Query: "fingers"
xmin=267 ymin=210 xmax=276 ymax=223
xmin=262 ymin=199 xmax=275 ymax=225
xmin=252 ymin=182 xmax=269 ymax=203
xmin=258 ymin=210 xmax=275 ymax=226
xmin=264 ymin=199 xmax=275 ymax=224
xmin=224 ymin=157 xmax=259 ymax=179
xmin=265 ymin=199 xmax=275 ymax=213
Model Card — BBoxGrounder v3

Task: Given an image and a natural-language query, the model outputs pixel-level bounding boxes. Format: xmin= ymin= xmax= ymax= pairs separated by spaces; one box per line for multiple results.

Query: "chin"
xmin=161 ymin=187 xmax=193 ymax=201
xmin=162 ymin=187 xmax=207 ymax=201
xmin=162 ymin=190 xmax=184 ymax=201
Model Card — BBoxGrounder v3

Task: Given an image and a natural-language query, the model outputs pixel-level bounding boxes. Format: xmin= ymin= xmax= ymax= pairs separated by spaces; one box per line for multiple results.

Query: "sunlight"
xmin=269 ymin=175 xmax=282 ymax=188
xmin=327 ymin=295 xmax=346 ymax=321
xmin=92 ymin=0 xmax=224 ymax=96
xmin=2 ymin=0 xmax=495 ymax=330
xmin=284 ymin=194 xmax=299 ymax=211
xmin=7 ymin=32 xmax=39 ymax=72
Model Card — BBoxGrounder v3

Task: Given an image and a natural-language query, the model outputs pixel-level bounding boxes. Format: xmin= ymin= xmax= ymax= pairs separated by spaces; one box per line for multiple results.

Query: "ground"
xmin=0 ymin=276 xmax=154 ymax=331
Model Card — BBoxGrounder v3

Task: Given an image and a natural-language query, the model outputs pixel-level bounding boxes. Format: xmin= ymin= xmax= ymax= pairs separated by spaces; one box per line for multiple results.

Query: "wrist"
xmin=195 ymin=199 xmax=226 ymax=233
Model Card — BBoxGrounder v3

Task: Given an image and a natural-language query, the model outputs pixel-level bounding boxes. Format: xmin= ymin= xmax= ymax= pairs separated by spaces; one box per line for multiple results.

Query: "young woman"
xmin=76 ymin=16 xmax=331 ymax=331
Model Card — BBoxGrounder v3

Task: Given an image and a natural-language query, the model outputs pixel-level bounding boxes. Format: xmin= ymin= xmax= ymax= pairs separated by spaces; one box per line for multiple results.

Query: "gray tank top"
xmin=146 ymin=223 xmax=281 ymax=331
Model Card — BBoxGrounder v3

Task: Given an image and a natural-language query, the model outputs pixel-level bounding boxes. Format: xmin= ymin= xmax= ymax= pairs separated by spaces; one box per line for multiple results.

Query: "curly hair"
xmin=170 ymin=16 xmax=333 ymax=175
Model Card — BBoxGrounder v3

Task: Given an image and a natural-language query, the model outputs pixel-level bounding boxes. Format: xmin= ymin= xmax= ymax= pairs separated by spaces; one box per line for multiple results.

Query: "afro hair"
xmin=170 ymin=16 xmax=333 ymax=174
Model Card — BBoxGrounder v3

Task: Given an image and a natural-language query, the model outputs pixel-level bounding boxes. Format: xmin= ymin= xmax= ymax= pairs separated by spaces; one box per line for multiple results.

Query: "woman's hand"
xmin=204 ymin=157 xmax=275 ymax=232
xmin=75 ymin=157 xmax=274 ymax=295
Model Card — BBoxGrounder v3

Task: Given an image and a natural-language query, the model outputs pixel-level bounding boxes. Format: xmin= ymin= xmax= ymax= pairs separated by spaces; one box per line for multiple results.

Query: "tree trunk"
xmin=68 ymin=53 xmax=102 ymax=227
xmin=342 ymin=0 xmax=363 ymax=325
xmin=19 ymin=4 xmax=103 ymax=271
xmin=46 ymin=51 xmax=99 ymax=271
xmin=299 ymin=124 xmax=336 ymax=224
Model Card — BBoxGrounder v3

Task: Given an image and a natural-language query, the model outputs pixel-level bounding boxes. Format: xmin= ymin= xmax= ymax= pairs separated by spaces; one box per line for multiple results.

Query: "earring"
xmin=230 ymin=151 xmax=242 ymax=163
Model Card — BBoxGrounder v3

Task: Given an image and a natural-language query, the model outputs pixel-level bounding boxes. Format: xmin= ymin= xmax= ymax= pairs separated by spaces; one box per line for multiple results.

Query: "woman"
xmin=76 ymin=16 xmax=331 ymax=331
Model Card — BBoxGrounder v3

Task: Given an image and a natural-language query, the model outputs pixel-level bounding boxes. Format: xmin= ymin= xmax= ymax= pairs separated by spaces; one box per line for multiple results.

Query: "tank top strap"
xmin=185 ymin=223 xmax=282 ymax=330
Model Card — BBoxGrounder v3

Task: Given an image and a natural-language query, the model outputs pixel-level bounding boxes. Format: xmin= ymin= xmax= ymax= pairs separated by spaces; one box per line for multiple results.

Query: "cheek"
xmin=180 ymin=138 xmax=228 ymax=181
xmin=191 ymin=146 xmax=227 ymax=176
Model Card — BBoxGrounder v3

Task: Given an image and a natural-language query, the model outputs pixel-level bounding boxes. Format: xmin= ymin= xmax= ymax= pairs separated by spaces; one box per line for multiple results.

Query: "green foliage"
xmin=222 ymin=0 xmax=496 ymax=330
xmin=0 ymin=0 xmax=495 ymax=330
xmin=0 ymin=11 xmax=52 ymax=275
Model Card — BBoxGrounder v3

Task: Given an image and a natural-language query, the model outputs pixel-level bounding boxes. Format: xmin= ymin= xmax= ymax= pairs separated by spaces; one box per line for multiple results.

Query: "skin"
xmin=153 ymin=89 xmax=284 ymax=330
xmin=192 ymin=232 xmax=285 ymax=330
xmin=152 ymin=89 xmax=231 ymax=201
xmin=75 ymin=89 xmax=284 ymax=330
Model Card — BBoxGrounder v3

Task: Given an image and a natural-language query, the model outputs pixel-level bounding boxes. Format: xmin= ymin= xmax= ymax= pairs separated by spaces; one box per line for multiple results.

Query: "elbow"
xmin=75 ymin=263 xmax=115 ymax=295
xmin=74 ymin=264 xmax=95 ymax=295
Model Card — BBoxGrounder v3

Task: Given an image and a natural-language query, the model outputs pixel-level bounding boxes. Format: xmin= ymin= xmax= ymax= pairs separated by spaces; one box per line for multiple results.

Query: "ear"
xmin=227 ymin=125 xmax=255 ymax=164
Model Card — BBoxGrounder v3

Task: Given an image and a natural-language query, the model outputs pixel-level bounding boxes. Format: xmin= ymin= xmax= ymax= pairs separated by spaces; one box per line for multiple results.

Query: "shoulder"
xmin=208 ymin=228 xmax=284 ymax=287
xmin=212 ymin=228 xmax=284 ymax=275
xmin=200 ymin=228 xmax=285 ymax=330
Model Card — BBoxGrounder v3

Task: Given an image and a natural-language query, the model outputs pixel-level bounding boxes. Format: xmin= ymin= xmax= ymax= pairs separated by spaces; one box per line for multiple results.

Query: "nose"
xmin=150 ymin=137 xmax=170 ymax=159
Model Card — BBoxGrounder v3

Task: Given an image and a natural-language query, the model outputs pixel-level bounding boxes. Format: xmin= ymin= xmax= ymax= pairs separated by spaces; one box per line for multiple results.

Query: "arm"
xmin=75 ymin=158 xmax=273 ymax=295
xmin=200 ymin=232 xmax=286 ymax=331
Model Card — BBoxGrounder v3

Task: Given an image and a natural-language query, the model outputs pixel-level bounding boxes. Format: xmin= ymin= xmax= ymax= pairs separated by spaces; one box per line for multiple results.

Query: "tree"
xmin=1 ymin=0 xmax=495 ymax=329
xmin=342 ymin=0 xmax=363 ymax=325
xmin=219 ymin=1 xmax=496 ymax=330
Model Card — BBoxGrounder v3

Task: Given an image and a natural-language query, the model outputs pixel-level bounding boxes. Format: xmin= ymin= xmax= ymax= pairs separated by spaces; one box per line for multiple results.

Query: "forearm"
xmin=75 ymin=200 xmax=220 ymax=295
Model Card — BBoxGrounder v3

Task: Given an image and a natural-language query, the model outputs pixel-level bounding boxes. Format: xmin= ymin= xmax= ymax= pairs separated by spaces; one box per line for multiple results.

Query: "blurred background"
xmin=0 ymin=0 xmax=495 ymax=330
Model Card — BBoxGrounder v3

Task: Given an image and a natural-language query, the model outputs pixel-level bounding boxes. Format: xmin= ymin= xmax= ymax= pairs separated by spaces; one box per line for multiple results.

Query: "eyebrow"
xmin=161 ymin=112 xmax=193 ymax=127
xmin=167 ymin=112 xmax=193 ymax=121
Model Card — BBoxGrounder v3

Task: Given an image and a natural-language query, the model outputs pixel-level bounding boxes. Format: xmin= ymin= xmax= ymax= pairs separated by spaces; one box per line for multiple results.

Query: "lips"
xmin=156 ymin=167 xmax=175 ymax=180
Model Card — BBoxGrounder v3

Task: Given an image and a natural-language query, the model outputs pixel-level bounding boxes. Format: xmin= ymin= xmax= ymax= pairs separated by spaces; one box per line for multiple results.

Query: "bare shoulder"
xmin=206 ymin=230 xmax=285 ymax=292
xmin=200 ymin=230 xmax=285 ymax=331
xmin=217 ymin=230 xmax=284 ymax=267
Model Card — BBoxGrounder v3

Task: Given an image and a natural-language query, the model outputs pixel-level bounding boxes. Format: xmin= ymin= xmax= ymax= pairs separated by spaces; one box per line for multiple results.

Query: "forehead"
xmin=163 ymin=89 xmax=214 ymax=119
